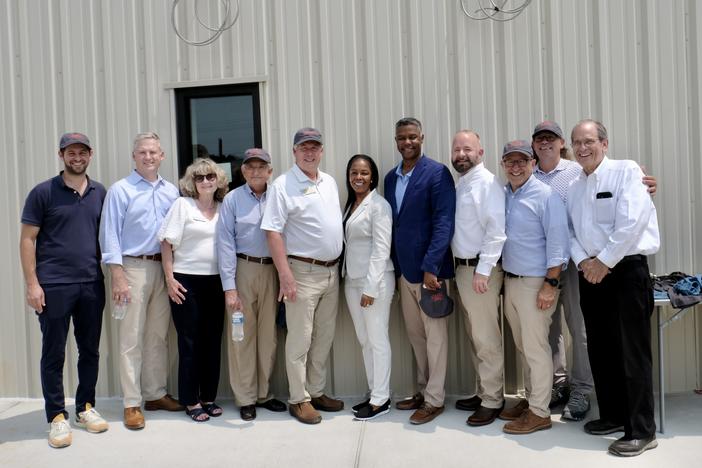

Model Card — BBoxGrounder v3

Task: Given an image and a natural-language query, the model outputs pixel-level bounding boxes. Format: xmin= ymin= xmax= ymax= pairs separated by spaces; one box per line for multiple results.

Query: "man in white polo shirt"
xmin=261 ymin=127 xmax=344 ymax=424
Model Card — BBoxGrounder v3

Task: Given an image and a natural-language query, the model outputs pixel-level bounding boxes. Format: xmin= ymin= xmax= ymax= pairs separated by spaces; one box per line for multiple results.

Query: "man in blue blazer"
xmin=384 ymin=117 xmax=456 ymax=425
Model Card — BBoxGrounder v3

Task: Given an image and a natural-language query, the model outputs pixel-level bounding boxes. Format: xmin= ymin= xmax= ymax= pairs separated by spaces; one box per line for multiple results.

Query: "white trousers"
xmin=344 ymin=272 xmax=394 ymax=406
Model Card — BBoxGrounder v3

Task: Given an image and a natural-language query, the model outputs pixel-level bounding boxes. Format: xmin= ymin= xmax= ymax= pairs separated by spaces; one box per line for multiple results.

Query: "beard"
xmin=63 ymin=162 xmax=87 ymax=176
xmin=452 ymin=159 xmax=475 ymax=174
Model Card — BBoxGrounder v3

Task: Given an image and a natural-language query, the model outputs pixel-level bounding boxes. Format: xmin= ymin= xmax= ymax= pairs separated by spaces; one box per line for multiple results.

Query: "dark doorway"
xmin=175 ymin=83 xmax=262 ymax=190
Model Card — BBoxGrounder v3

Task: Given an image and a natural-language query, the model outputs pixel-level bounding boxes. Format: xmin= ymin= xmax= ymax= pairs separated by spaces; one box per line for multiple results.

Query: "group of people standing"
xmin=20 ymin=117 xmax=660 ymax=458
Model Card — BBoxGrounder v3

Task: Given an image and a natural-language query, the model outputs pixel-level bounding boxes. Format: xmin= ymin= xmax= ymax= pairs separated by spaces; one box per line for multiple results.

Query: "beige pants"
xmin=399 ymin=276 xmax=449 ymax=408
xmin=455 ymin=264 xmax=505 ymax=409
xmin=226 ymin=259 xmax=279 ymax=406
xmin=284 ymin=258 xmax=339 ymax=404
xmin=503 ymin=276 xmax=559 ymax=418
xmin=118 ymin=257 xmax=172 ymax=408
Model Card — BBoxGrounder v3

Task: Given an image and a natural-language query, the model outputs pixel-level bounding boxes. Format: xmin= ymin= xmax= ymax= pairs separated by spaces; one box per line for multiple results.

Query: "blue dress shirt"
xmin=216 ymin=184 xmax=270 ymax=291
xmin=100 ymin=170 xmax=179 ymax=265
xmin=393 ymin=160 xmax=418 ymax=213
xmin=502 ymin=175 xmax=569 ymax=277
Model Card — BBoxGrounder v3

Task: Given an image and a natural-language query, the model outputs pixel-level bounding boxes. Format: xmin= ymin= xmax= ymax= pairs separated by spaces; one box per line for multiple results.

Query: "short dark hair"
xmin=395 ymin=117 xmax=423 ymax=133
xmin=343 ymin=154 xmax=380 ymax=214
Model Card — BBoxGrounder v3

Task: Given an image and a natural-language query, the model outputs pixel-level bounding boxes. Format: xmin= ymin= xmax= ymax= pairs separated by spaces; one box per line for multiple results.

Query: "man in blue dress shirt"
xmin=217 ymin=148 xmax=287 ymax=421
xmin=100 ymin=132 xmax=182 ymax=430
xmin=497 ymin=140 xmax=569 ymax=435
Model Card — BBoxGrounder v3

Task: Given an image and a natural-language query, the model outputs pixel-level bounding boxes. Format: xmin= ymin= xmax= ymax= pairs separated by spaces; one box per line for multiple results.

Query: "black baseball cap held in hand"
xmin=419 ymin=281 xmax=454 ymax=318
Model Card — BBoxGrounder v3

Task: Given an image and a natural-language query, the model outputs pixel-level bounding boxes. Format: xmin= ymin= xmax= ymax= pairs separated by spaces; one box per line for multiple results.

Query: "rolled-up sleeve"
xmin=544 ymin=192 xmax=570 ymax=269
xmin=99 ymin=186 xmax=126 ymax=265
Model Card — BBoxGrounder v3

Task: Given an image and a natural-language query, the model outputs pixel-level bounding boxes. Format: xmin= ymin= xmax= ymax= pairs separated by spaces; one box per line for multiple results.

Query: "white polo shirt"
xmin=451 ymin=163 xmax=506 ymax=276
xmin=261 ymin=164 xmax=343 ymax=261
xmin=567 ymin=156 xmax=660 ymax=268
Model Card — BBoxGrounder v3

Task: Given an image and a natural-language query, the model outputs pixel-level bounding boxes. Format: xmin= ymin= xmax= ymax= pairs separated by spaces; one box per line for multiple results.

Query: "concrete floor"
xmin=0 ymin=393 xmax=700 ymax=468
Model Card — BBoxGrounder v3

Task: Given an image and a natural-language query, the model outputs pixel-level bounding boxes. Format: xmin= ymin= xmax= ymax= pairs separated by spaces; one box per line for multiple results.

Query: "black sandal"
xmin=201 ymin=402 xmax=223 ymax=417
xmin=185 ymin=406 xmax=210 ymax=422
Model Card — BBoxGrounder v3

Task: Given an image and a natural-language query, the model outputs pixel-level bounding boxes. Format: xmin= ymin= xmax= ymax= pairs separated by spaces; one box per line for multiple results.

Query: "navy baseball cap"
xmin=419 ymin=282 xmax=454 ymax=318
xmin=243 ymin=148 xmax=271 ymax=164
xmin=532 ymin=120 xmax=564 ymax=140
xmin=293 ymin=127 xmax=323 ymax=146
xmin=59 ymin=132 xmax=91 ymax=150
xmin=502 ymin=140 xmax=534 ymax=159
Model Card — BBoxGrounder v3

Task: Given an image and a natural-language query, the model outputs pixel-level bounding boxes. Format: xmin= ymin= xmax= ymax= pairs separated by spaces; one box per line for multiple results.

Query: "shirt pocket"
xmin=595 ymin=197 xmax=616 ymax=225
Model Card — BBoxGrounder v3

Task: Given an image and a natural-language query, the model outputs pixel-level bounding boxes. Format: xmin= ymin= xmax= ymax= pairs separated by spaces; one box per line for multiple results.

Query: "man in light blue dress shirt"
xmin=497 ymin=140 xmax=569 ymax=435
xmin=216 ymin=148 xmax=286 ymax=421
xmin=99 ymin=132 xmax=181 ymax=430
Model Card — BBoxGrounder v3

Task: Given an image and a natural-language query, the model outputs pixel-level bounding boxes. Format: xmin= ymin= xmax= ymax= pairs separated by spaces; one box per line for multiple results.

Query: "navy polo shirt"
xmin=21 ymin=173 xmax=107 ymax=284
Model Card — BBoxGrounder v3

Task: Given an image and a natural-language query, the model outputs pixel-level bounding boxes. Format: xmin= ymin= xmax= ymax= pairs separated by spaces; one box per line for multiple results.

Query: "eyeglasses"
xmin=194 ymin=173 xmax=217 ymax=183
xmin=534 ymin=134 xmax=558 ymax=143
xmin=503 ymin=159 xmax=531 ymax=168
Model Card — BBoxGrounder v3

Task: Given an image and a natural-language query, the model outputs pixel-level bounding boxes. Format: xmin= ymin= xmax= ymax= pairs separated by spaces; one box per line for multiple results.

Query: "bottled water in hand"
xmin=231 ymin=310 xmax=244 ymax=342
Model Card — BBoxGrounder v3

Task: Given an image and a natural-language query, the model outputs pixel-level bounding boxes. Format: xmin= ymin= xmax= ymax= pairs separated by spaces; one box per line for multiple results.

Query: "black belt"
xmin=455 ymin=257 xmax=479 ymax=267
xmin=125 ymin=253 xmax=162 ymax=262
xmin=504 ymin=271 xmax=527 ymax=279
xmin=289 ymin=255 xmax=340 ymax=267
xmin=236 ymin=253 xmax=274 ymax=264
xmin=618 ymin=254 xmax=647 ymax=265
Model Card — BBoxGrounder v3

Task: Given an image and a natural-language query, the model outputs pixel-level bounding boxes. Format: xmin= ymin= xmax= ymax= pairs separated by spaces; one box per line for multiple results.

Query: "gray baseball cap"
xmin=59 ymin=132 xmax=91 ymax=150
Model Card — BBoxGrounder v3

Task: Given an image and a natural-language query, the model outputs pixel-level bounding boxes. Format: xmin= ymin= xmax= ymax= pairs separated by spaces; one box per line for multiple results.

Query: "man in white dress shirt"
xmin=568 ymin=119 xmax=660 ymax=457
xmin=261 ymin=128 xmax=344 ymax=425
xmin=450 ymin=130 xmax=507 ymax=427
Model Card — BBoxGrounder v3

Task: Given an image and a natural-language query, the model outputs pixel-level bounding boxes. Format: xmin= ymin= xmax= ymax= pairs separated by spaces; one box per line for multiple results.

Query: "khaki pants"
xmin=455 ymin=264 xmax=505 ymax=409
xmin=399 ymin=276 xmax=449 ymax=408
xmin=226 ymin=259 xmax=279 ymax=406
xmin=118 ymin=257 xmax=172 ymax=408
xmin=503 ymin=276 xmax=559 ymax=418
xmin=284 ymin=258 xmax=339 ymax=404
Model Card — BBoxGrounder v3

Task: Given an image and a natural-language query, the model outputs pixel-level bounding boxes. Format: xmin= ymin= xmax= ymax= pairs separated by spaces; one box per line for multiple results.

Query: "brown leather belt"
xmin=236 ymin=253 xmax=274 ymax=264
xmin=125 ymin=253 xmax=162 ymax=262
xmin=288 ymin=255 xmax=340 ymax=267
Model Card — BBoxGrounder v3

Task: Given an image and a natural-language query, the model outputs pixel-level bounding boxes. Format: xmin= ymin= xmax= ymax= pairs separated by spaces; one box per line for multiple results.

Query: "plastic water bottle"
xmin=112 ymin=298 xmax=129 ymax=320
xmin=231 ymin=311 xmax=244 ymax=342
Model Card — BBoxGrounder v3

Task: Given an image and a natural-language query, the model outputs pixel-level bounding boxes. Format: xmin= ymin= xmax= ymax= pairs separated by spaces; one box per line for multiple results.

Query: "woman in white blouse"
xmin=343 ymin=154 xmax=394 ymax=420
xmin=159 ymin=158 xmax=228 ymax=422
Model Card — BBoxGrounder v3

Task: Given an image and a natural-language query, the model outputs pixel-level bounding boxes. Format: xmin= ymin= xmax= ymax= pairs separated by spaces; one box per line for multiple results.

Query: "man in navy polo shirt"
xmin=20 ymin=133 xmax=108 ymax=448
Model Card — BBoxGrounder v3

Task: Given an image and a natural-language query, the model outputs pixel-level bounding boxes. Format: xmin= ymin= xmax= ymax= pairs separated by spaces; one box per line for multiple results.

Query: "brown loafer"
xmin=289 ymin=402 xmax=322 ymax=424
xmin=144 ymin=394 xmax=185 ymax=412
xmin=409 ymin=402 xmax=444 ymax=425
xmin=467 ymin=404 xmax=504 ymax=426
xmin=310 ymin=394 xmax=344 ymax=412
xmin=123 ymin=407 xmax=145 ymax=430
xmin=499 ymin=399 xmax=529 ymax=421
xmin=396 ymin=392 xmax=424 ymax=411
xmin=503 ymin=409 xmax=552 ymax=434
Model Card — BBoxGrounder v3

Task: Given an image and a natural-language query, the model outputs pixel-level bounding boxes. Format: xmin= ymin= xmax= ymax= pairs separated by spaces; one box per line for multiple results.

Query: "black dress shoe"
xmin=584 ymin=419 xmax=624 ymax=435
xmin=240 ymin=405 xmax=256 ymax=421
xmin=352 ymin=399 xmax=370 ymax=414
xmin=467 ymin=405 xmax=503 ymax=426
xmin=255 ymin=398 xmax=287 ymax=412
xmin=455 ymin=395 xmax=482 ymax=411
xmin=608 ymin=435 xmax=658 ymax=457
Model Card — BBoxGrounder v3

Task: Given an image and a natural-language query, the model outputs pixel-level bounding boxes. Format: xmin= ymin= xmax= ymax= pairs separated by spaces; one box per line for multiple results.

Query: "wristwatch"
xmin=544 ymin=277 xmax=560 ymax=288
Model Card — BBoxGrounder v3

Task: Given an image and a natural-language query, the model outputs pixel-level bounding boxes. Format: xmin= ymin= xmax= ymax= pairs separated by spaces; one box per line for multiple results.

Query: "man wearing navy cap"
xmin=498 ymin=140 xmax=569 ymax=435
xmin=217 ymin=148 xmax=287 ymax=421
xmin=20 ymin=133 xmax=108 ymax=448
xmin=262 ymin=128 xmax=345 ymax=424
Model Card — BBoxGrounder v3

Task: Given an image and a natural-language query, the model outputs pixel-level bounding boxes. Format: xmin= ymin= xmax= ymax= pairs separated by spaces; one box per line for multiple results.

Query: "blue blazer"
xmin=384 ymin=155 xmax=456 ymax=284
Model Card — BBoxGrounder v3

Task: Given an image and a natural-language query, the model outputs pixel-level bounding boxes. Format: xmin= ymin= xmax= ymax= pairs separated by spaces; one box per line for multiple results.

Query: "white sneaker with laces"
xmin=48 ymin=417 xmax=72 ymax=448
xmin=76 ymin=404 xmax=109 ymax=433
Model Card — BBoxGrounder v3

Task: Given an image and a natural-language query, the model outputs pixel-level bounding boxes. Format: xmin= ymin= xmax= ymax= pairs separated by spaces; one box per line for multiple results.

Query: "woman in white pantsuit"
xmin=342 ymin=154 xmax=395 ymax=421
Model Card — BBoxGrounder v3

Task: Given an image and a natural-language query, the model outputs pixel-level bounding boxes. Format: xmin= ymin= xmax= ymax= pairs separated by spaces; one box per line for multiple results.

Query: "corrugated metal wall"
xmin=1 ymin=0 xmax=700 ymax=400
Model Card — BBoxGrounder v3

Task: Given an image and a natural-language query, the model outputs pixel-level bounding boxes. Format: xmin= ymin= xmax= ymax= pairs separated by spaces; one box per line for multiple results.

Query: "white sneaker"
xmin=76 ymin=404 xmax=109 ymax=433
xmin=48 ymin=416 xmax=72 ymax=448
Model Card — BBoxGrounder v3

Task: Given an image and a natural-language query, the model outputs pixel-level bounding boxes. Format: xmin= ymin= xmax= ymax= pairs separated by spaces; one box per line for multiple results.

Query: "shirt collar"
xmin=292 ymin=163 xmax=323 ymax=184
xmin=395 ymin=155 xmax=423 ymax=178
xmin=128 ymin=169 xmax=164 ymax=186
xmin=535 ymin=158 xmax=570 ymax=176
xmin=246 ymin=183 xmax=267 ymax=200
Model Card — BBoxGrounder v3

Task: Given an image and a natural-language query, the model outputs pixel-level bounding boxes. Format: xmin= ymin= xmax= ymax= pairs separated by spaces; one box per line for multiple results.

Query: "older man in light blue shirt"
xmin=99 ymin=132 xmax=181 ymax=430
xmin=216 ymin=148 xmax=286 ymax=422
xmin=497 ymin=140 xmax=569 ymax=436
